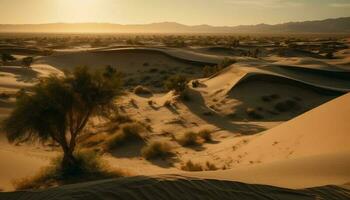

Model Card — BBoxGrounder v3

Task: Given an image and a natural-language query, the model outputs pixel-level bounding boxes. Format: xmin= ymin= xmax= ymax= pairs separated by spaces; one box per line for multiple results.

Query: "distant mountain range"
xmin=0 ymin=17 xmax=349 ymax=33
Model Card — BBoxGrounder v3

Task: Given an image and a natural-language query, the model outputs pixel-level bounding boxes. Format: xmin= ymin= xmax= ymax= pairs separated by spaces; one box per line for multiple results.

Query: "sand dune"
xmin=1 ymin=175 xmax=349 ymax=200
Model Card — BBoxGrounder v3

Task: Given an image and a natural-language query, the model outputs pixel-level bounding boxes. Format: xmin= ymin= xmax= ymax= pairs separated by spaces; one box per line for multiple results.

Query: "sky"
xmin=0 ymin=0 xmax=349 ymax=26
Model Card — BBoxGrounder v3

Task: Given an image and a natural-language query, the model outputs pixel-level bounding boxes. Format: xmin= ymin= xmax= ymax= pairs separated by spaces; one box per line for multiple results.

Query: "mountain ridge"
xmin=0 ymin=17 xmax=349 ymax=33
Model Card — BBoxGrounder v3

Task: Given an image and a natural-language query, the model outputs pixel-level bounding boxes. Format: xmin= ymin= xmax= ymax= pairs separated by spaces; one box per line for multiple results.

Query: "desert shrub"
xmin=106 ymin=123 xmax=145 ymax=149
xmin=13 ymin=150 xmax=128 ymax=190
xmin=181 ymin=160 xmax=203 ymax=171
xmin=205 ymin=161 xmax=218 ymax=171
xmin=22 ymin=57 xmax=34 ymax=67
xmin=164 ymin=75 xmax=188 ymax=95
xmin=203 ymin=58 xmax=236 ymax=77
xmin=177 ymin=131 xmax=201 ymax=147
xmin=141 ymin=141 xmax=173 ymax=160
xmin=246 ymin=108 xmax=264 ymax=119
xmin=134 ymin=85 xmax=152 ymax=95
xmin=192 ymin=80 xmax=200 ymax=88
xmin=198 ymin=129 xmax=213 ymax=142
xmin=1 ymin=53 xmax=16 ymax=62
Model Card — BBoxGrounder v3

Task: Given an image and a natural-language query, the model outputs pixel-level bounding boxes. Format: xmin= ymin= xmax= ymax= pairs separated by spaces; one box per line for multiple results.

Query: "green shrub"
xmin=141 ymin=141 xmax=173 ymax=160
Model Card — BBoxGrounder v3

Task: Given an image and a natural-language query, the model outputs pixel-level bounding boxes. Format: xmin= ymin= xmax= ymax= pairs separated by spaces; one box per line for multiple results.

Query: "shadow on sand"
xmin=183 ymin=89 xmax=266 ymax=135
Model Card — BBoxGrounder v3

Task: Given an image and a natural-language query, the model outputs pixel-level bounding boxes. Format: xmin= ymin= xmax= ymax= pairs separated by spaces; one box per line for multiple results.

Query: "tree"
xmin=2 ymin=66 xmax=122 ymax=173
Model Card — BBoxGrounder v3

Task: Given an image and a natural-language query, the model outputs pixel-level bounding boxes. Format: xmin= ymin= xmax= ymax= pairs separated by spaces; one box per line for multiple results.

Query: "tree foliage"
xmin=3 ymin=66 xmax=122 ymax=171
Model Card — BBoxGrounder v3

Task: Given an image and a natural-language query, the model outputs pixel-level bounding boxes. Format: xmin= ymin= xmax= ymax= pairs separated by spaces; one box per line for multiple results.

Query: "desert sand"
xmin=0 ymin=35 xmax=349 ymax=199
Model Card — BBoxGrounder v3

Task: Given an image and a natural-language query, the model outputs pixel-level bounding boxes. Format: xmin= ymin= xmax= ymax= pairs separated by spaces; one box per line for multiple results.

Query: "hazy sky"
xmin=0 ymin=0 xmax=349 ymax=26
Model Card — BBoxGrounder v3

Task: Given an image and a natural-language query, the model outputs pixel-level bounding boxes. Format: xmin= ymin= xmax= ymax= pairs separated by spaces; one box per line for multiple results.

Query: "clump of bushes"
xmin=13 ymin=150 xmax=128 ymax=190
xmin=177 ymin=131 xmax=201 ymax=147
xmin=177 ymin=129 xmax=213 ymax=147
xmin=198 ymin=129 xmax=213 ymax=142
xmin=203 ymin=58 xmax=236 ymax=77
xmin=106 ymin=123 xmax=145 ymax=150
xmin=164 ymin=75 xmax=189 ymax=95
xmin=141 ymin=141 xmax=173 ymax=160
xmin=134 ymin=85 xmax=152 ymax=95
xmin=181 ymin=160 xmax=219 ymax=171
xmin=181 ymin=160 xmax=204 ymax=171
xmin=22 ymin=56 xmax=34 ymax=67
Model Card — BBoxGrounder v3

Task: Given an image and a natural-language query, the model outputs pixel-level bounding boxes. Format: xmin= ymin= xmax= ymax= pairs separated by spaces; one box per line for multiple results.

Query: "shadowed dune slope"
xmin=227 ymin=92 xmax=350 ymax=162
xmin=1 ymin=175 xmax=349 ymax=200
xmin=38 ymin=48 xmax=216 ymax=72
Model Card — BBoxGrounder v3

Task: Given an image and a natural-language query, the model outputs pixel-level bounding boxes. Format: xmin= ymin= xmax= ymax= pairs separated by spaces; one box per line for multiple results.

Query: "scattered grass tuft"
xmin=105 ymin=123 xmax=145 ymax=150
xmin=198 ymin=129 xmax=213 ymax=142
xmin=141 ymin=141 xmax=173 ymax=160
xmin=177 ymin=131 xmax=202 ymax=147
xmin=181 ymin=160 xmax=203 ymax=171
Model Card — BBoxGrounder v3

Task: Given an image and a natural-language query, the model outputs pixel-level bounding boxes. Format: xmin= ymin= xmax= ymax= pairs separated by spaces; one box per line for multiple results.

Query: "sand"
xmin=0 ymin=41 xmax=350 ymax=199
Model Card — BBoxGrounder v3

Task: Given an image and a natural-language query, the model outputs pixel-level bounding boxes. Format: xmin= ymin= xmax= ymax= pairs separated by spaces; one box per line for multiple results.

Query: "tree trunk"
xmin=61 ymin=148 xmax=78 ymax=174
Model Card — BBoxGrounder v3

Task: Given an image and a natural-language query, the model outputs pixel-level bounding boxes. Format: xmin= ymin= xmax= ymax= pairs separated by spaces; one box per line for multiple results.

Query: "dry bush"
xmin=141 ymin=141 xmax=173 ymax=160
xmin=134 ymin=85 xmax=152 ymax=95
xmin=177 ymin=131 xmax=202 ymax=147
xmin=105 ymin=123 xmax=145 ymax=150
xmin=13 ymin=150 xmax=128 ymax=190
xmin=181 ymin=160 xmax=203 ymax=171
xmin=198 ymin=129 xmax=213 ymax=142
xmin=205 ymin=161 xmax=218 ymax=171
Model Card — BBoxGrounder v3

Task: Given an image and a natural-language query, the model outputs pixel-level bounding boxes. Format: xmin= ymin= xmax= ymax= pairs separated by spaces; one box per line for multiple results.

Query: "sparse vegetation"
xmin=181 ymin=160 xmax=219 ymax=171
xmin=106 ymin=123 xmax=145 ymax=150
xmin=198 ymin=129 xmax=213 ymax=142
xmin=181 ymin=160 xmax=204 ymax=171
xmin=13 ymin=150 xmax=128 ymax=190
xmin=141 ymin=141 xmax=173 ymax=160
xmin=3 ymin=66 xmax=122 ymax=171
xmin=164 ymin=75 xmax=189 ymax=95
xmin=177 ymin=129 xmax=213 ymax=146
xmin=22 ymin=56 xmax=34 ymax=67
xmin=203 ymin=58 xmax=236 ymax=77
xmin=177 ymin=131 xmax=201 ymax=147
